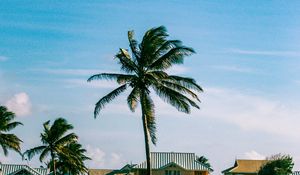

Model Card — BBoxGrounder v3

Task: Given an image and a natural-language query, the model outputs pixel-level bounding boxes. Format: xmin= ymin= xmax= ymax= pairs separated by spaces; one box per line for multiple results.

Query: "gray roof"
xmin=134 ymin=152 xmax=211 ymax=171
xmin=0 ymin=164 xmax=48 ymax=175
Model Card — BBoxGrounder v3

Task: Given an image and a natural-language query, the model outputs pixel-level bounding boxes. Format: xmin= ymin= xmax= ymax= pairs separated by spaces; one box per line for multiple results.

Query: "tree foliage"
xmin=0 ymin=106 xmax=23 ymax=156
xmin=258 ymin=154 xmax=294 ymax=175
xmin=23 ymin=118 xmax=89 ymax=175
xmin=197 ymin=156 xmax=213 ymax=171
xmin=88 ymin=26 xmax=202 ymax=175
xmin=48 ymin=142 xmax=90 ymax=175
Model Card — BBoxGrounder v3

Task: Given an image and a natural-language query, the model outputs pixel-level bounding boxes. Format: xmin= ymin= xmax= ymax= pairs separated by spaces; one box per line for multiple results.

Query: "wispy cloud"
xmin=127 ymin=87 xmax=300 ymax=139
xmin=227 ymin=49 xmax=300 ymax=57
xmin=199 ymin=87 xmax=300 ymax=139
xmin=64 ymin=78 xmax=118 ymax=88
xmin=212 ymin=65 xmax=255 ymax=73
xmin=0 ymin=56 xmax=8 ymax=61
xmin=35 ymin=68 xmax=113 ymax=76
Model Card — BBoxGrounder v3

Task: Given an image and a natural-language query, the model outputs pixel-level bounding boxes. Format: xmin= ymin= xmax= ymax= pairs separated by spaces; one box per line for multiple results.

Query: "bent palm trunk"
xmin=141 ymin=92 xmax=152 ymax=175
xmin=51 ymin=151 xmax=56 ymax=175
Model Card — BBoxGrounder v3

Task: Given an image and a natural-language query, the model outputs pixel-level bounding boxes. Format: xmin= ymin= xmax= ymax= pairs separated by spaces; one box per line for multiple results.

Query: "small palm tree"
xmin=88 ymin=26 xmax=202 ymax=175
xmin=24 ymin=118 xmax=78 ymax=175
xmin=197 ymin=156 xmax=213 ymax=171
xmin=54 ymin=142 xmax=91 ymax=175
xmin=0 ymin=106 xmax=23 ymax=156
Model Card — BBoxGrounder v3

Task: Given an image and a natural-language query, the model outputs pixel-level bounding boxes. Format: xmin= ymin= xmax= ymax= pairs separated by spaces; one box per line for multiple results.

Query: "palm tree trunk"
xmin=140 ymin=92 xmax=151 ymax=175
xmin=51 ymin=151 xmax=56 ymax=175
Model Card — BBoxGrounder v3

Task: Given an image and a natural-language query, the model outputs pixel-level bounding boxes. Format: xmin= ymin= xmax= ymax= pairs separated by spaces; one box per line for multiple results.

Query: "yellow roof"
xmin=224 ymin=159 xmax=268 ymax=173
xmin=89 ymin=169 xmax=114 ymax=175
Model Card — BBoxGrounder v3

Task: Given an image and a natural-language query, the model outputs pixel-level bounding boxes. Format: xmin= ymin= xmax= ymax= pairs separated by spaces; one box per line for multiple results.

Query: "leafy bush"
xmin=258 ymin=154 xmax=294 ymax=175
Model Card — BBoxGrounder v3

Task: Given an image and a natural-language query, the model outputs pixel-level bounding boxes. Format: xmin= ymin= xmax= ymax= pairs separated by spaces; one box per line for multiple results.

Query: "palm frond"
xmin=39 ymin=148 xmax=50 ymax=162
xmin=146 ymin=71 xmax=169 ymax=79
xmin=153 ymin=85 xmax=200 ymax=113
xmin=149 ymin=47 xmax=195 ymax=70
xmin=128 ymin=30 xmax=141 ymax=63
xmin=88 ymin=73 xmax=136 ymax=85
xmin=2 ymin=121 xmax=23 ymax=132
xmin=160 ymin=80 xmax=200 ymax=102
xmin=24 ymin=145 xmax=47 ymax=160
xmin=49 ymin=118 xmax=74 ymax=142
xmin=153 ymin=40 xmax=182 ymax=58
xmin=140 ymin=26 xmax=169 ymax=66
xmin=54 ymin=133 xmax=78 ymax=147
xmin=94 ymin=84 xmax=127 ymax=118
xmin=169 ymin=75 xmax=203 ymax=92
xmin=127 ymin=87 xmax=140 ymax=112
xmin=0 ymin=133 xmax=22 ymax=153
xmin=1 ymin=144 xmax=8 ymax=156
xmin=115 ymin=49 xmax=138 ymax=73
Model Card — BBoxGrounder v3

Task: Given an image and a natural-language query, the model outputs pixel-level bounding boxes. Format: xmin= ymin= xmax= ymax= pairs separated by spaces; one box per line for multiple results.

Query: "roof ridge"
xmin=236 ymin=159 xmax=267 ymax=161
xmin=24 ymin=164 xmax=43 ymax=175
xmin=151 ymin=152 xmax=196 ymax=154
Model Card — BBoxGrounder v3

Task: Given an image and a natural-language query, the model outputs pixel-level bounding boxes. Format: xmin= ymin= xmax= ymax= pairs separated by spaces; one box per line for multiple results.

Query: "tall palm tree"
xmin=24 ymin=118 xmax=78 ymax=175
xmin=0 ymin=106 xmax=23 ymax=156
xmin=88 ymin=26 xmax=202 ymax=175
xmin=53 ymin=141 xmax=91 ymax=175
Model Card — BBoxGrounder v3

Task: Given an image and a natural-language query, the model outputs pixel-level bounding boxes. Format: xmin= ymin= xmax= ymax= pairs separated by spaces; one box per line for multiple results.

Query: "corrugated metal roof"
xmin=0 ymin=164 xmax=48 ymax=175
xmin=134 ymin=152 xmax=211 ymax=171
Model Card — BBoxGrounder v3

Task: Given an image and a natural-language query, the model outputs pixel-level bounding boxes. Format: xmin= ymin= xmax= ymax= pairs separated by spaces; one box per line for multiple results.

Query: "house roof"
xmin=134 ymin=152 xmax=211 ymax=172
xmin=0 ymin=164 xmax=48 ymax=175
xmin=222 ymin=159 xmax=268 ymax=174
xmin=88 ymin=169 xmax=114 ymax=175
xmin=107 ymin=164 xmax=137 ymax=175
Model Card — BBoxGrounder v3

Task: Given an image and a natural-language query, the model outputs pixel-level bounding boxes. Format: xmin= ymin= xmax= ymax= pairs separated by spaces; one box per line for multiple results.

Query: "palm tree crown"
xmin=24 ymin=118 xmax=78 ymax=175
xmin=53 ymin=142 xmax=91 ymax=175
xmin=0 ymin=106 xmax=23 ymax=156
xmin=88 ymin=26 xmax=202 ymax=175
xmin=197 ymin=156 xmax=213 ymax=171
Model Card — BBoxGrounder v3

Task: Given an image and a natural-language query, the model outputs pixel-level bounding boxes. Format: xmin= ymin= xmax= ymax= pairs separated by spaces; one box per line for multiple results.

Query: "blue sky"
xmin=1 ymin=1 xmax=300 ymax=174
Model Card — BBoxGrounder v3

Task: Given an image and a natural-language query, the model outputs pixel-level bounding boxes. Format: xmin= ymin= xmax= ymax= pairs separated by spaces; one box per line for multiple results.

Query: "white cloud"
xmin=109 ymin=153 xmax=124 ymax=168
xmin=5 ymin=92 xmax=32 ymax=117
xmin=136 ymin=87 xmax=300 ymax=139
xmin=243 ymin=150 xmax=266 ymax=160
xmin=86 ymin=145 xmax=125 ymax=168
xmin=0 ymin=56 xmax=8 ymax=61
xmin=86 ymin=145 xmax=106 ymax=167
xmin=199 ymin=88 xmax=300 ymax=139
xmin=227 ymin=49 xmax=300 ymax=57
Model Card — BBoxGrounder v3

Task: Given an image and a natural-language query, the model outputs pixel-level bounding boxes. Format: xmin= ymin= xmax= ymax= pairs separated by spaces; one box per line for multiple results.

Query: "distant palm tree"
xmin=88 ymin=26 xmax=202 ymax=175
xmin=24 ymin=118 xmax=77 ymax=175
xmin=0 ymin=106 xmax=23 ymax=156
xmin=197 ymin=156 xmax=213 ymax=171
xmin=53 ymin=142 xmax=90 ymax=175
